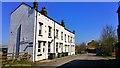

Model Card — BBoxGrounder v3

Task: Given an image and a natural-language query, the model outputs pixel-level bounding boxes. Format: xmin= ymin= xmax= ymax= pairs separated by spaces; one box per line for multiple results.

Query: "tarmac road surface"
xmin=40 ymin=54 xmax=120 ymax=68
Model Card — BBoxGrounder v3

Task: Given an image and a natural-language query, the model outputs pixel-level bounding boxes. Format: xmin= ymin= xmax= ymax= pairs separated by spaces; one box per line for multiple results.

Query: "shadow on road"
xmin=57 ymin=59 xmax=120 ymax=68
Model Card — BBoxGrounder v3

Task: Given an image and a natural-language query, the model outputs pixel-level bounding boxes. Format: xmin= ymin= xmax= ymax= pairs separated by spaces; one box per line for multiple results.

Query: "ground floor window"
xmin=43 ymin=48 xmax=45 ymax=52
xmin=38 ymin=41 xmax=41 ymax=52
xmin=38 ymin=49 xmax=41 ymax=52
xmin=65 ymin=45 xmax=67 ymax=52
xmin=48 ymin=42 xmax=51 ymax=52
xmin=56 ymin=42 xmax=58 ymax=52
xmin=48 ymin=49 xmax=50 ymax=52
xmin=60 ymin=43 xmax=63 ymax=52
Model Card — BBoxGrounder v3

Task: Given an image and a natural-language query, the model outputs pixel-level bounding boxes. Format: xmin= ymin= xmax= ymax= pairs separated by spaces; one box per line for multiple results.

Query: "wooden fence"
xmin=1 ymin=52 xmax=31 ymax=65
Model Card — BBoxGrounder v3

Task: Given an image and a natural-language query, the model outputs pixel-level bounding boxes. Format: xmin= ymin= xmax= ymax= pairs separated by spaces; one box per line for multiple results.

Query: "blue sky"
xmin=2 ymin=2 xmax=119 ymax=45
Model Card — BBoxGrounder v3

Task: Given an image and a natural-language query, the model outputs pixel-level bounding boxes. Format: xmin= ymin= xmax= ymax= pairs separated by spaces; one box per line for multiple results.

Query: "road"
xmin=40 ymin=54 xmax=120 ymax=68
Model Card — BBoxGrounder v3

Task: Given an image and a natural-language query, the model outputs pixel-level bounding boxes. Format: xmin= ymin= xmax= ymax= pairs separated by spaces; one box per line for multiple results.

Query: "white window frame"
xmin=48 ymin=26 xmax=52 ymax=37
xmin=56 ymin=29 xmax=59 ymax=39
xmin=65 ymin=34 xmax=66 ymax=42
xmin=56 ymin=42 xmax=58 ymax=53
xmin=38 ymin=41 xmax=41 ymax=52
xmin=39 ymin=22 xmax=43 ymax=36
xmin=48 ymin=42 xmax=51 ymax=53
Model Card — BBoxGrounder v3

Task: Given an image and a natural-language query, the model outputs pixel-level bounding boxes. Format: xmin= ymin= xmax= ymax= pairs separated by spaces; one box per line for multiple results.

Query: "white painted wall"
xmin=35 ymin=10 xmax=75 ymax=61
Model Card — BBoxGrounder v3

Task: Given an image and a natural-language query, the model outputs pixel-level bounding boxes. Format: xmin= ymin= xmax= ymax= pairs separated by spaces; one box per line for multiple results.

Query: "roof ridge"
xmin=10 ymin=2 xmax=75 ymax=34
xmin=10 ymin=2 xmax=33 ymax=14
xmin=36 ymin=9 xmax=75 ymax=34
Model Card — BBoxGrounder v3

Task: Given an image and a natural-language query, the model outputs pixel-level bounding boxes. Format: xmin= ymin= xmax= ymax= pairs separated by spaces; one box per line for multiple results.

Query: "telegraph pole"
xmin=116 ymin=3 xmax=120 ymax=61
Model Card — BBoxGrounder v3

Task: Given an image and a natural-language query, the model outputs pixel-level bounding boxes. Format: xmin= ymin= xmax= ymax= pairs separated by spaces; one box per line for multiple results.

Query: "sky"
xmin=2 ymin=2 xmax=119 ymax=45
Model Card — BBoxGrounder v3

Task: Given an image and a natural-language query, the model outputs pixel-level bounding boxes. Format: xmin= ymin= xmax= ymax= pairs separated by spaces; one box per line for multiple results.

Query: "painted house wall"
xmin=8 ymin=3 xmax=75 ymax=62
xmin=35 ymin=11 xmax=75 ymax=61
xmin=35 ymin=12 xmax=54 ymax=61
xmin=8 ymin=4 xmax=35 ymax=61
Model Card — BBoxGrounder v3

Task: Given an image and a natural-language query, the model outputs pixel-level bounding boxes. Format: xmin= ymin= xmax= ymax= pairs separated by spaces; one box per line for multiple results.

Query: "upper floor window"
xmin=73 ymin=38 xmax=74 ymax=43
xmin=39 ymin=22 xmax=43 ymax=36
xmin=61 ymin=32 xmax=63 ymax=40
xmin=56 ymin=29 xmax=59 ymax=39
xmin=68 ymin=35 xmax=69 ymax=43
xmin=65 ymin=34 xmax=66 ymax=42
xmin=48 ymin=26 xmax=52 ymax=38
xmin=38 ymin=49 xmax=41 ymax=52
xmin=71 ymin=37 xmax=72 ymax=43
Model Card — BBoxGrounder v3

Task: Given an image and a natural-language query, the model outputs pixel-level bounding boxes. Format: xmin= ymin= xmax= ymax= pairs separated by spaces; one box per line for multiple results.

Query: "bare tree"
xmin=79 ymin=43 xmax=86 ymax=53
xmin=75 ymin=42 xmax=86 ymax=54
xmin=100 ymin=25 xmax=117 ymax=56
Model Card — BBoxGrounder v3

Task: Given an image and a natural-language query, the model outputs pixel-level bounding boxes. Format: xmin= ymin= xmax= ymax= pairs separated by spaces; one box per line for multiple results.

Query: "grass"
xmin=3 ymin=55 xmax=77 ymax=67
xmin=3 ymin=59 xmax=52 ymax=67
xmin=103 ymin=56 xmax=116 ymax=59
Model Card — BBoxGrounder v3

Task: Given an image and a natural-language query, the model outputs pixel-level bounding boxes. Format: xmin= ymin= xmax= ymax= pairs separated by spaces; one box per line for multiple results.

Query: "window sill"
xmin=48 ymin=36 xmax=52 ymax=38
xmin=48 ymin=52 xmax=51 ymax=54
xmin=39 ymin=34 xmax=42 ymax=36
xmin=37 ymin=54 xmax=42 ymax=56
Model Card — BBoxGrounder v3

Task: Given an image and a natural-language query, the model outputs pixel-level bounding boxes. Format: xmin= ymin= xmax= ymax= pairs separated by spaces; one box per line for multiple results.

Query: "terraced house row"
xmin=8 ymin=2 xmax=75 ymax=62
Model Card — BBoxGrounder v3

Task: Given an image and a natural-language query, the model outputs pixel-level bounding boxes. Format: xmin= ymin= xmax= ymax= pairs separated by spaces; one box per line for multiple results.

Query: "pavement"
xmin=40 ymin=55 xmax=78 ymax=66
xmin=57 ymin=54 xmax=120 ymax=68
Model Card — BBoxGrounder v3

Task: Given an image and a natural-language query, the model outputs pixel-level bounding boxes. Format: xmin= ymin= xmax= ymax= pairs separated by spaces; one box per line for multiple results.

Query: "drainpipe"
xmin=34 ymin=10 xmax=38 ymax=62
xmin=54 ymin=21 xmax=55 ymax=54
xmin=70 ymin=34 xmax=71 ymax=55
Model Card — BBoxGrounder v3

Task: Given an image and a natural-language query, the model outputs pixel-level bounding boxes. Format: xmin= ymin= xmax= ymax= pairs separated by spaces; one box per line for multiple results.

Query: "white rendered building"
xmin=8 ymin=2 xmax=75 ymax=62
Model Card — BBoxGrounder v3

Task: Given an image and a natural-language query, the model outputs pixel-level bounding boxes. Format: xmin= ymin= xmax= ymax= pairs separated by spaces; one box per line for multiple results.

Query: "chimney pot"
xmin=61 ymin=20 xmax=65 ymax=27
xmin=40 ymin=7 xmax=47 ymax=16
xmin=33 ymin=1 xmax=38 ymax=10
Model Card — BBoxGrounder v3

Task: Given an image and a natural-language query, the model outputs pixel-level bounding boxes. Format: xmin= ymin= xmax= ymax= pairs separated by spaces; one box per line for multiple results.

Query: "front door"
xmin=43 ymin=42 xmax=46 ymax=59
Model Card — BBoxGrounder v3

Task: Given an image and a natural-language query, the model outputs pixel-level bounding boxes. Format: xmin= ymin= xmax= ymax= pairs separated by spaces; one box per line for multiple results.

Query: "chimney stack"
xmin=61 ymin=20 xmax=65 ymax=27
xmin=73 ymin=30 xmax=75 ymax=34
xmin=33 ymin=1 xmax=38 ymax=10
xmin=40 ymin=7 xmax=47 ymax=16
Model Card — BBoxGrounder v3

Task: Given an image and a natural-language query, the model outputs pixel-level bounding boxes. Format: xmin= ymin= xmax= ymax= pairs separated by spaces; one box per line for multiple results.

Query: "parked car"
xmin=96 ymin=51 xmax=103 ymax=56
xmin=112 ymin=52 xmax=116 ymax=56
